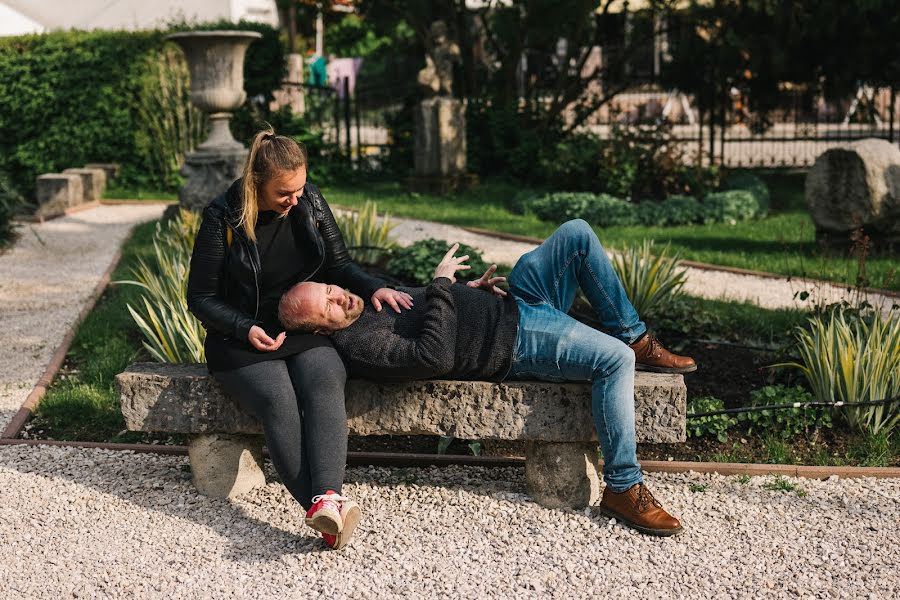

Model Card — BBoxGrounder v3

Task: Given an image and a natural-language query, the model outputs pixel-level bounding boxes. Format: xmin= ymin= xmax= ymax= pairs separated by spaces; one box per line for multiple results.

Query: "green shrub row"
xmin=0 ymin=22 xmax=284 ymax=198
xmin=529 ymin=172 xmax=768 ymax=228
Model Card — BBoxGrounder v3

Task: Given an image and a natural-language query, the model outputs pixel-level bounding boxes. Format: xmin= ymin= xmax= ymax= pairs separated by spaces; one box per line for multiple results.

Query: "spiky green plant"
xmin=335 ymin=201 xmax=398 ymax=265
xmin=611 ymin=240 xmax=688 ymax=318
xmin=774 ymin=309 xmax=900 ymax=436
xmin=115 ymin=209 xmax=205 ymax=363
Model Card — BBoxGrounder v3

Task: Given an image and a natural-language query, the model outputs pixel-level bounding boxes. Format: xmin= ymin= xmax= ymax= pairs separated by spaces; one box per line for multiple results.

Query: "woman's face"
xmin=258 ymin=166 xmax=307 ymax=215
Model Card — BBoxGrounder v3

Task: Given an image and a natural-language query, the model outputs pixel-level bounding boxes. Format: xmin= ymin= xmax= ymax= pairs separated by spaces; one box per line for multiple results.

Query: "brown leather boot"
xmin=598 ymin=483 xmax=683 ymax=536
xmin=629 ymin=332 xmax=697 ymax=373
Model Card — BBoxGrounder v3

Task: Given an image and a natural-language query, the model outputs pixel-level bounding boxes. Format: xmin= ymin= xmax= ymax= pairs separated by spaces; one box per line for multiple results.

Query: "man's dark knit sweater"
xmin=330 ymin=277 xmax=519 ymax=381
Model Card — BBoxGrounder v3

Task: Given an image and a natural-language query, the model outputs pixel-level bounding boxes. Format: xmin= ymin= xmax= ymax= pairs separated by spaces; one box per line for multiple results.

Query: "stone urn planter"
xmin=167 ymin=30 xmax=262 ymax=211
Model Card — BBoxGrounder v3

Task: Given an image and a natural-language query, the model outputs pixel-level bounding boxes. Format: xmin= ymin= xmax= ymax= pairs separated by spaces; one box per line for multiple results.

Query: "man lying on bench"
xmin=278 ymin=219 xmax=696 ymax=539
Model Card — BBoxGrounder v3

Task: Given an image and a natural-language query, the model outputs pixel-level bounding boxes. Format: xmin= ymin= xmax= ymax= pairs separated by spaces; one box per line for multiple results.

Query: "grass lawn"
xmin=325 ymin=173 xmax=900 ymax=292
xmin=22 ymin=220 xmax=184 ymax=444
xmin=104 ymin=185 xmax=178 ymax=201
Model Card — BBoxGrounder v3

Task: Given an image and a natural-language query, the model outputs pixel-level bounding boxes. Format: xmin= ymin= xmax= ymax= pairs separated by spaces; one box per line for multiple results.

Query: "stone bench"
xmin=116 ymin=362 xmax=686 ymax=509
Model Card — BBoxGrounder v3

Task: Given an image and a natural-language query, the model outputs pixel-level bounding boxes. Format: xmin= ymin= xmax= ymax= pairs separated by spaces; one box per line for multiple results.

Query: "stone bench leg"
xmin=187 ymin=434 xmax=266 ymax=499
xmin=524 ymin=441 xmax=601 ymax=509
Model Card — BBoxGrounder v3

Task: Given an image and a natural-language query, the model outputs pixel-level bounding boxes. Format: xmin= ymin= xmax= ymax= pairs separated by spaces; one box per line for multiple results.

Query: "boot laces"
xmin=636 ymin=484 xmax=663 ymax=512
xmin=646 ymin=334 xmax=663 ymax=358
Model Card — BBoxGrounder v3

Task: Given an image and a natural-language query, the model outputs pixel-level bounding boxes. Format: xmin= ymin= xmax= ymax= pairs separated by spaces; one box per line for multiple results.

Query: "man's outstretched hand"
xmin=433 ymin=242 xmax=471 ymax=283
xmin=467 ymin=264 xmax=507 ymax=298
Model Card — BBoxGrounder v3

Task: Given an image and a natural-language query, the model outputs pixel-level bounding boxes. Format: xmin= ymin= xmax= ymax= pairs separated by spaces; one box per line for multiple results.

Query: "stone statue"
xmin=417 ymin=20 xmax=460 ymax=97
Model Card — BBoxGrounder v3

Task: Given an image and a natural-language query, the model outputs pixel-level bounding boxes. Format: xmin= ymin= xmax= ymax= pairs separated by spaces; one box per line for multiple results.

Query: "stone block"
xmin=525 ymin=441 xmax=601 ymax=508
xmin=187 ymin=433 xmax=266 ymax=498
xmin=35 ymin=174 xmax=83 ymax=220
xmin=85 ymin=163 xmax=120 ymax=181
xmin=806 ymin=138 xmax=900 ymax=245
xmin=63 ymin=168 xmax=106 ymax=201
xmin=116 ymin=363 xmax=686 ymax=443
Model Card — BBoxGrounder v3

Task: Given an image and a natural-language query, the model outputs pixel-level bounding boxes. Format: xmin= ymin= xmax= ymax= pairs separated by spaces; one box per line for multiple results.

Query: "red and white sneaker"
xmin=305 ymin=490 xmax=347 ymax=535
xmin=322 ymin=501 xmax=362 ymax=550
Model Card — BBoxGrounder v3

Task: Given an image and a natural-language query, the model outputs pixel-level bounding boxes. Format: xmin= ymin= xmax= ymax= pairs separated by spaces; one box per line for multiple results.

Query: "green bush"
xmin=700 ymin=190 xmax=760 ymax=225
xmin=0 ymin=30 xmax=165 ymax=197
xmin=738 ymin=385 xmax=832 ymax=438
xmin=530 ymin=192 xmax=638 ymax=228
xmin=776 ymin=308 xmax=900 ymax=436
xmin=687 ymin=396 xmax=738 ymax=443
xmin=611 ymin=239 xmax=687 ymax=318
xmin=387 ymin=239 xmax=490 ymax=286
xmin=636 ymin=195 xmax=704 ymax=227
xmin=722 ymin=171 xmax=770 ymax=216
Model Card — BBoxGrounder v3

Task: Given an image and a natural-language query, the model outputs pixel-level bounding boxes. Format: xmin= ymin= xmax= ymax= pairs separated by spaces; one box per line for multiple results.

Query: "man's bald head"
xmin=278 ymin=281 xmax=365 ymax=334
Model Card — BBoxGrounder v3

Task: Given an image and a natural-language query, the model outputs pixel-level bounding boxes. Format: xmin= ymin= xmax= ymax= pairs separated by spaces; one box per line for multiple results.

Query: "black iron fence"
xmin=579 ymin=83 xmax=900 ymax=168
xmin=275 ymin=79 xmax=404 ymax=167
xmin=280 ymin=77 xmax=900 ymax=170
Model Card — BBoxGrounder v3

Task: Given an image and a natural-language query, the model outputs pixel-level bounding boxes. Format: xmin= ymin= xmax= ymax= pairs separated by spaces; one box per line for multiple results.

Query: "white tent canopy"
xmin=1 ymin=0 xmax=278 ymax=35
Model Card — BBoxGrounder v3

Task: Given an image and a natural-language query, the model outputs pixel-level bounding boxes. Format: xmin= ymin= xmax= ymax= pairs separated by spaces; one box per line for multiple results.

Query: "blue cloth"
xmin=506 ymin=219 xmax=647 ymax=492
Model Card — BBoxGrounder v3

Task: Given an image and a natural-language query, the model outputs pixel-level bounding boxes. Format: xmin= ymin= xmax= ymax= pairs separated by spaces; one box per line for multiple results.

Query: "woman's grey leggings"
xmin=212 ymin=346 xmax=348 ymax=510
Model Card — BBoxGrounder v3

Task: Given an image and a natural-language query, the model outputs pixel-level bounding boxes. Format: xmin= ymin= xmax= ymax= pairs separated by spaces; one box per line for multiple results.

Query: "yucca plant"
xmin=774 ymin=309 xmax=900 ymax=436
xmin=335 ymin=201 xmax=398 ymax=265
xmin=115 ymin=209 xmax=206 ymax=363
xmin=611 ymin=240 xmax=688 ymax=318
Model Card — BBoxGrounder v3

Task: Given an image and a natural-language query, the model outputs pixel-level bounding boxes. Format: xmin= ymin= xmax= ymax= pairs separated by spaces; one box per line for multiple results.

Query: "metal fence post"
xmin=355 ymin=86 xmax=362 ymax=167
xmin=343 ymin=77 xmax=352 ymax=163
xmin=890 ymin=86 xmax=896 ymax=144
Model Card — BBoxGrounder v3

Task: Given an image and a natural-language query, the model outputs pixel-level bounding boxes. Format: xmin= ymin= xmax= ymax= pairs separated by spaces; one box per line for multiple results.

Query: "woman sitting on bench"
xmin=187 ymin=127 xmax=413 ymax=550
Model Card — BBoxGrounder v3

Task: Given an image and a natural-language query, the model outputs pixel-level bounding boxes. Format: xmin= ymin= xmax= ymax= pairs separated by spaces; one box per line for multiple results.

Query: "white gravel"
xmin=0 ymin=444 xmax=897 ymax=599
xmin=387 ymin=215 xmax=899 ymax=318
xmin=0 ymin=205 xmax=166 ymax=430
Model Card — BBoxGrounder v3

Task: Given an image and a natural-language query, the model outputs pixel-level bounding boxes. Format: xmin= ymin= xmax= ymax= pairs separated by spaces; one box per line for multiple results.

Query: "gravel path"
xmin=0 ymin=204 xmax=166 ymax=431
xmin=388 ymin=216 xmax=899 ymax=317
xmin=1 ymin=444 xmax=897 ymax=598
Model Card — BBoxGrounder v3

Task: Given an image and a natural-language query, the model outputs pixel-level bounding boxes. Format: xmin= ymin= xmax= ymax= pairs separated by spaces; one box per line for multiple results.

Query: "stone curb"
xmin=2 ymin=438 xmax=897 ymax=479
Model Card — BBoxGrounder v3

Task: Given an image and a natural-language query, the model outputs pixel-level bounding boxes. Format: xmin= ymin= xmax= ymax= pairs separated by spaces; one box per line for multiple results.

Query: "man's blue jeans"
xmin=505 ymin=219 xmax=647 ymax=492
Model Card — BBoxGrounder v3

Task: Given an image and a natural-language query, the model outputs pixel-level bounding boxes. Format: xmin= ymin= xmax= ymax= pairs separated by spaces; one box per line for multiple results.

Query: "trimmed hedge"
xmin=0 ymin=23 xmax=284 ymax=198
xmin=0 ymin=30 xmax=165 ymax=197
xmin=529 ymin=175 xmax=768 ymax=228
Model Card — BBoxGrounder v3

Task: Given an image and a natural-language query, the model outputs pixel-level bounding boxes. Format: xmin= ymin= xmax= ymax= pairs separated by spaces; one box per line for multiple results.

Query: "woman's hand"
xmin=371 ymin=288 xmax=415 ymax=313
xmin=433 ymin=242 xmax=471 ymax=284
xmin=466 ymin=264 xmax=507 ymax=298
xmin=248 ymin=325 xmax=286 ymax=351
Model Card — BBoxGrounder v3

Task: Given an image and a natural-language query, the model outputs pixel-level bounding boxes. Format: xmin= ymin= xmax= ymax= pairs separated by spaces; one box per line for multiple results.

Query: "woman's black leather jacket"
xmin=186 ymin=178 xmax=387 ymax=342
